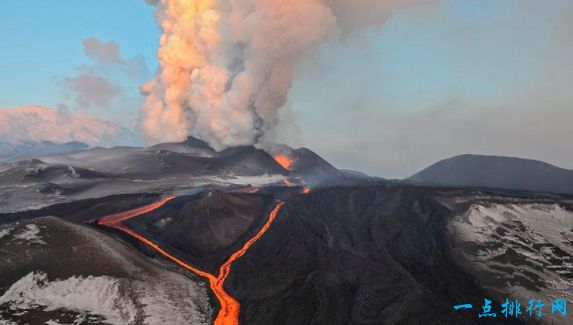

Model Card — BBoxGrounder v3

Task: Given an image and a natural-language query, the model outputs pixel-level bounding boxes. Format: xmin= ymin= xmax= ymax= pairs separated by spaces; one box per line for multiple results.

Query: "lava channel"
xmin=98 ymin=196 xmax=284 ymax=325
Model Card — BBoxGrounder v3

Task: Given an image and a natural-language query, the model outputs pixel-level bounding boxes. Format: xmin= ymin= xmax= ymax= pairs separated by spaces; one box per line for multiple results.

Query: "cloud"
xmin=83 ymin=37 xmax=122 ymax=65
xmin=82 ymin=36 xmax=148 ymax=78
xmin=59 ymin=73 xmax=122 ymax=109
xmin=57 ymin=37 xmax=148 ymax=114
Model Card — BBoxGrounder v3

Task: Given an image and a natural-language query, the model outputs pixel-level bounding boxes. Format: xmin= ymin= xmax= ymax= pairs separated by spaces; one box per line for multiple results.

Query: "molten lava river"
xmin=98 ymin=196 xmax=284 ymax=325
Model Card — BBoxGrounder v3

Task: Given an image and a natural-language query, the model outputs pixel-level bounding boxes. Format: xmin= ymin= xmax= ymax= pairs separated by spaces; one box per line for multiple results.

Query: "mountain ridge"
xmin=408 ymin=154 xmax=573 ymax=195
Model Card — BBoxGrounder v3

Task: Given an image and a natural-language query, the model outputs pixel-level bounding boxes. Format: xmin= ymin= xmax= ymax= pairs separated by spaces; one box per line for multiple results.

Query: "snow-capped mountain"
xmin=0 ymin=105 xmax=142 ymax=148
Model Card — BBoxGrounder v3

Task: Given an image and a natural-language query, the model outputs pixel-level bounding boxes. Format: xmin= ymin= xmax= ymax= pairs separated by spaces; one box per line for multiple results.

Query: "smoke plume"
xmin=142 ymin=0 xmax=431 ymax=147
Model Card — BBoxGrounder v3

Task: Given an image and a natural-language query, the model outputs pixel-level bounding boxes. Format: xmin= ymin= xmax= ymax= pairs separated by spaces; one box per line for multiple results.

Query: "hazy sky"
xmin=1 ymin=0 xmax=572 ymax=178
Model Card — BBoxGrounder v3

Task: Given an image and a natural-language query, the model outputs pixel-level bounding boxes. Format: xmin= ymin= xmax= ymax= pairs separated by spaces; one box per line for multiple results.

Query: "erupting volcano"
xmin=98 ymin=196 xmax=285 ymax=325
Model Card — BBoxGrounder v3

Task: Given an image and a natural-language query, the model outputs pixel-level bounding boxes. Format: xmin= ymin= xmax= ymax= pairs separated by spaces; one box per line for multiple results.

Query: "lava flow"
xmin=98 ymin=196 xmax=284 ymax=325
xmin=273 ymin=154 xmax=293 ymax=170
xmin=282 ymin=176 xmax=312 ymax=195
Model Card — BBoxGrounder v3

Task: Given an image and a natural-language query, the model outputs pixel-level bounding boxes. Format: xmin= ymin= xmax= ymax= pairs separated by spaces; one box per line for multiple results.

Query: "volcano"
xmin=0 ymin=138 xmax=572 ymax=325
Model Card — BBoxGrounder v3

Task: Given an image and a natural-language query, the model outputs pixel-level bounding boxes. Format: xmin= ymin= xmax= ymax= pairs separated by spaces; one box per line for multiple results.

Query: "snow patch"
xmin=199 ymin=174 xmax=286 ymax=186
xmin=0 ymin=223 xmax=17 ymax=240
xmin=0 ymin=272 xmax=137 ymax=325
xmin=449 ymin=202 xmax=573 ymax=324
xmin=13 ymin=224 xmax=46 ymax=245
xmin=136 ymin=273 xmax=212 ymax=325
xmin=45 ymin=321 xmax=63 ymax=325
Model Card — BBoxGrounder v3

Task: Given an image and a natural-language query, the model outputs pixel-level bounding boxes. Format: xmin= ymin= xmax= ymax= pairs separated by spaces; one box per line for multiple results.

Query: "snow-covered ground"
xmin=449 ymin=203 xmax=573 ymax=324
xmin=0 ymin=223 xmax=16 ymax=240
xmin=0 ymin=217 xmax=212 ymax=325
xmin=0 ymin=272 xmax=138 ymax=324
xmin=0 ymin=271 xmax=211 ymax=325
xmin=12 ymin=224 xmax=46 ymax=245
xmin=190 ymin=174 xmax=286 ymax=186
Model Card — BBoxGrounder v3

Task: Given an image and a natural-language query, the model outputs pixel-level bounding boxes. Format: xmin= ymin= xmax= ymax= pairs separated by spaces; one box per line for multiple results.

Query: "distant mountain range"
xmin=408 ymin=154 xmax=573 ymax=195
xmin=0 ymin=105 xmax=141 ymax=148
xmin=0 ymin=141 xmax=89 ymax=162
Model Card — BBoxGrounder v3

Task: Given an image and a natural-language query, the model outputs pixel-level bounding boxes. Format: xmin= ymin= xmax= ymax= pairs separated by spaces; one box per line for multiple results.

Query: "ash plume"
xmin=141 ymin=0 xmax=433 ymax=148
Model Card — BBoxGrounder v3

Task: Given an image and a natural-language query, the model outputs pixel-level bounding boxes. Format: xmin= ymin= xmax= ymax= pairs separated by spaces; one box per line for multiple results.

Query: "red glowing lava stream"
xmin=98 ymin=196 xmax=284 ymax=325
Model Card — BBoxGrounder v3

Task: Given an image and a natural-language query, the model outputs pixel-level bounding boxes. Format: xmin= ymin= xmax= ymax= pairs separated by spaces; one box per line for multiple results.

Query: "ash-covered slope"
xmin=226 ymin=187 xmax=492 ymax=325
xmin=0 ymin=137 xmax=291 ymax=213
xmin=408 ymin=154 xmax=573 ymax=195
xmin=40 ymin=142 xmax=288 ymax=179
xmin=0 ymin=105 xmax=142 ymax=147
xmin=122 ymin=191 xmax=273 ymax=274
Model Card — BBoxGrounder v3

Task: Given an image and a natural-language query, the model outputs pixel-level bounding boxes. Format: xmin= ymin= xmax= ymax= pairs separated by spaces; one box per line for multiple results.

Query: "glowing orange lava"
xmin=283 ymin=179 xmax=296 ymax=187
xmin=283 ymin=178 xmax=311 ymax=195
xmin=273 ymin=154 xmax=293 ymax=170
xmin=98 ymin=196 xmax=176 ymax=225
xmin=99 ymin=196 xmax=284 ymax=325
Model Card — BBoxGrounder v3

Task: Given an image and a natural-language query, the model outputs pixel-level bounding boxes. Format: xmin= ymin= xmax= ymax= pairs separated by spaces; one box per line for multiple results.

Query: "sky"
xmin=1 ymin=0 xmax=572 ymax=178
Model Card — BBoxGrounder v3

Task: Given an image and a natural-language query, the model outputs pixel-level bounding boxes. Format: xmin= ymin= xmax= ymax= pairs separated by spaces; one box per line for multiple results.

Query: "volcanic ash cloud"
xmin=141 ymin=0 xmax=427 ymax=148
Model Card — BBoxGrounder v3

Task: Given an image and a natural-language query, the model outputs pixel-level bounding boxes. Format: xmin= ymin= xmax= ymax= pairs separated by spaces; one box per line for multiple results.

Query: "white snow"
xmin=197 ymin=174 xmax=286 ymax=186
xmin=45 ymin=321 xmax=63 ymax=325
xmin=0 ymin=271 xmax=212 ymax=325
xmin=13 ymin=224 xmax=46 ymax=245
xmin=0 ymin=223 xmax=16 ymax=240
xmin=449 ymin=202 xmax=573 ymax=325
xmin=0 ymin=272 xmax=138 ymax=325
xmin=136 ymin=273 xmax=212 ymax=325
xmin=450 ymin=203 xmax=573 ymax=256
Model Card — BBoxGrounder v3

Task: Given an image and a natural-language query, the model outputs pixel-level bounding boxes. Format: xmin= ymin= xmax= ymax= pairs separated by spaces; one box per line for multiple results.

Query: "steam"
xmin=142 ymin=0 xmax=431 ymax=147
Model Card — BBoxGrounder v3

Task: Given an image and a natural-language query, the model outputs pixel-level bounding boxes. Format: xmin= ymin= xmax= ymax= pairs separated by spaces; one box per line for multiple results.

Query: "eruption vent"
xmin=141 ymin=0 xmax=422 ymax=148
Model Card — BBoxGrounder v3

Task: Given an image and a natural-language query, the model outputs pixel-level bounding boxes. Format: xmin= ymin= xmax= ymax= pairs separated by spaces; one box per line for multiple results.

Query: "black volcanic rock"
xmin=408 ymin=154 xmax=573 ymax=195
